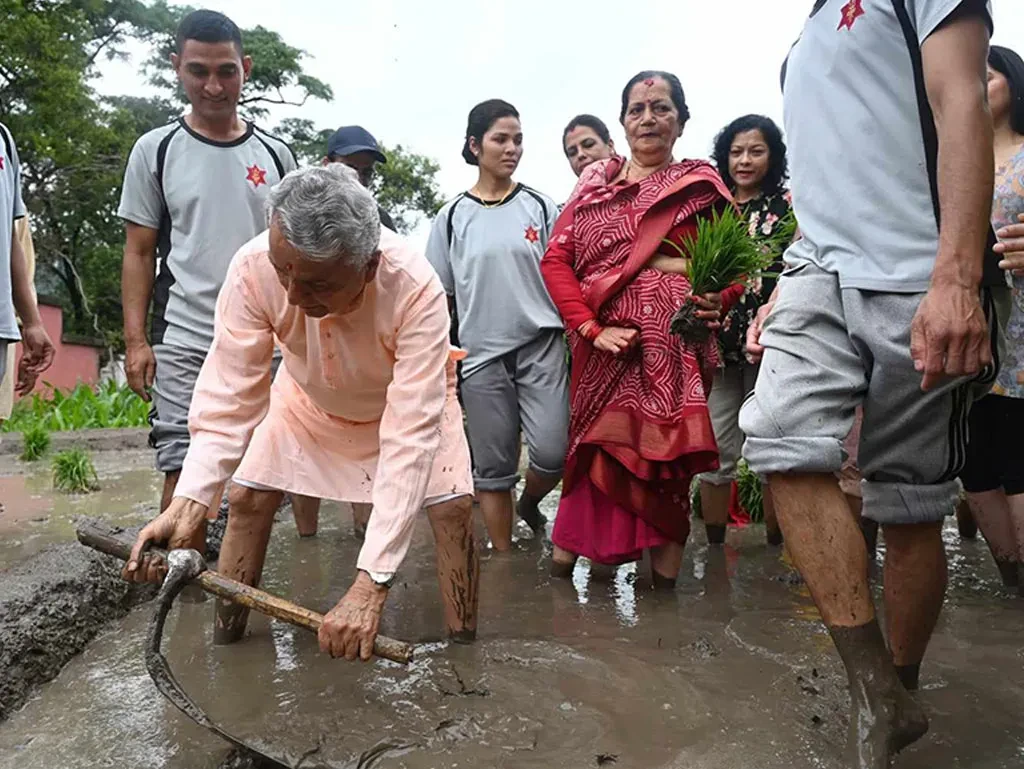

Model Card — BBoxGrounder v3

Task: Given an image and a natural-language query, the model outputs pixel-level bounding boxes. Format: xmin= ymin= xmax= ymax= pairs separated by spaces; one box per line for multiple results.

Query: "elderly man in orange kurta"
xmin=124 ymin=164 xmax=478 ymax=660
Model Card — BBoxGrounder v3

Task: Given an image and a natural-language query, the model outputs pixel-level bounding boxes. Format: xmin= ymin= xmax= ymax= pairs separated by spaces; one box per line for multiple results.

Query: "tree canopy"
xmin=0 ymin=0 xmax=443 ymax=349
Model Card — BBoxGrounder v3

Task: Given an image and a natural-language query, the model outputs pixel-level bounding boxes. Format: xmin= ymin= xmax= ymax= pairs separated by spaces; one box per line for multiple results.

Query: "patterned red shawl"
xmin=541 ymin=156 xmax=731 ymax=543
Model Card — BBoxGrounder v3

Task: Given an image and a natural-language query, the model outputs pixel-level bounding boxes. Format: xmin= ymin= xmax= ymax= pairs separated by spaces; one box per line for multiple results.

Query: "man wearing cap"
xmin=324 ymin=125 xmax=396 ymax=232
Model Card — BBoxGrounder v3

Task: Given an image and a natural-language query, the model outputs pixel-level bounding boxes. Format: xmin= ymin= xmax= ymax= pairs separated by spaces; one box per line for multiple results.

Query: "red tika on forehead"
xmin=644 ymin=78 xmax=655 ymax=86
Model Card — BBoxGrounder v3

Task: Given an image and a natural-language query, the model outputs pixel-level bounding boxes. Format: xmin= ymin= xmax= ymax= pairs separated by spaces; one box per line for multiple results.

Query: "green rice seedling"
xmin=3 ymin=381 xmax=149 ymax=433
xmin=19 ymin=424 xmax=50 ymax=462
xmin=52 ymin=448 xmax=100 ymax=494
xmin=736 ymin=460 xmax=764 ymax=523
xmin=665 ymin=206 xmax=777 ymax=344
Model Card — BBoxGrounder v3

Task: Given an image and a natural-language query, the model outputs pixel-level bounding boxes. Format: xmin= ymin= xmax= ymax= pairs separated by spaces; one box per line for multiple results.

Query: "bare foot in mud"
xmin=848 ymin=682 xmax=928 ymax=768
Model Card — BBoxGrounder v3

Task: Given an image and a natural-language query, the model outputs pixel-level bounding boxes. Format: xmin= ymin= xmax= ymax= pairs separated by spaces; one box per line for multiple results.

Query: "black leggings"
xmin=960 ymin=394 xmax=1024 ymax=496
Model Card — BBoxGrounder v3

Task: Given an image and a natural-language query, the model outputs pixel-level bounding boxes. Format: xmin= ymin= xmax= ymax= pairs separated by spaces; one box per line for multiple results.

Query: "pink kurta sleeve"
xmin=175 ymin=253 xmax=275 ymax=508
xmin=357 ymin=279 xmax=450 ymax=574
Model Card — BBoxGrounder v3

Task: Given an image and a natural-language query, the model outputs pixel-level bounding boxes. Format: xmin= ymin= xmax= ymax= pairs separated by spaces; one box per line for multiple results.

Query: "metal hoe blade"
xmin=147 ymin=549 xmax=300 ymax=769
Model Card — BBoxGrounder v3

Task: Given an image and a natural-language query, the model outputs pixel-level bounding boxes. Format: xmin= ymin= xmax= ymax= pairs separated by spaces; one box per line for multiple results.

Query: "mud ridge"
xmin=0 ymin=427 xmax=150 ymax=456
xmin=0 ymin=541 xmax=156 ymax=721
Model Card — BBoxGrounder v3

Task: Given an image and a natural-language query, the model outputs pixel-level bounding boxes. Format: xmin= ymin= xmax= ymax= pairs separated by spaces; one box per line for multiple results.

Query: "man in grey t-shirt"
xmin=741 ymin=2 xmax=995 ymax=765
xmin=0 ymin=123 xmax=53 ymax=408
xmin=118 ymin=10 xmax=296 ymax=516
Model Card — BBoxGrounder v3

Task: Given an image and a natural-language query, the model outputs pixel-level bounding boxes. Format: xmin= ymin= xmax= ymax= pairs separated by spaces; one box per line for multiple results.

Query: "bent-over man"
xmin=124 ymin=165 xmax=478 ymax=658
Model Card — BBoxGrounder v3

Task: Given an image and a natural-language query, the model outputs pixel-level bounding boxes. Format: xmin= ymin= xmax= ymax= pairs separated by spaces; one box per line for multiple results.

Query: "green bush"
xmin=20 ymin=424 xmax=50 ymax=461
xmin=52 ymin=448 xmax=100 ymax=494
xmin=3 ymin=381 xmax=148 ymax=433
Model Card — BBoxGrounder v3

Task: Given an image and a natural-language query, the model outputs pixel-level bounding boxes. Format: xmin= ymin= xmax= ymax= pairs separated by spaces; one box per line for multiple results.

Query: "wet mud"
xmin=0 ymin=464 xmax=1021 ymax=769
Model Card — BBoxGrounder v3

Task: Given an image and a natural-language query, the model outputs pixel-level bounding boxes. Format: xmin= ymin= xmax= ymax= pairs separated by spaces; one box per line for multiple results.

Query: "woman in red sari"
xmin=541 ymin=71 xmax=740 ymax=587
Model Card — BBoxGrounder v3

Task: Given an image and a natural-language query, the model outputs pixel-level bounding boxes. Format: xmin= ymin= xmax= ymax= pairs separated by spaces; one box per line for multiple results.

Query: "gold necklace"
xmin=474 ymin=182 xmax=516 ymax=208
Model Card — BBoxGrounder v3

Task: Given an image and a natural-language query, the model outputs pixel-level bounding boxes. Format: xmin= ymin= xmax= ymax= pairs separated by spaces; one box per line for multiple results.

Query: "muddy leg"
xmin=700 ymin=480 xmax=730 ymax=545
xmin=351 ymin=502 xmax=372 ymax=540
xmin=478 ymin=489 xmax=514 ymax=551
xmin=966 ymin=490 xmax=1019 ymax=586
xmin=769 ymin=473 xmax=927 ymax=768
xmin=1010 ymin=494 xmax=1024 ymax=597
xmin=882 ymin=521 xmax=946 ymax=692
xmin=517 ymin=469 xmax=558 ymax=536
xmin=650 ymin=541 xmax=684 ymax=590
xmin=427 ymin=495 xmax=479 ymax=643
xmin=955 ymin=496 xmax=978 ymax=539
xmin=551 ymin=544 xmax=578 ymax=579
xmin=291 ymin=495 xmax=321 ymax=538
xmin=214 ymin=484 xmax=283 ymax=645
xmin=763 ymin=483 xmax=783 ymax=546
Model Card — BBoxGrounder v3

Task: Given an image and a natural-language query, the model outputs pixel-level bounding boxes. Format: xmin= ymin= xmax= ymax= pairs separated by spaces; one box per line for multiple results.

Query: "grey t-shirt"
xmin=0 ymin=123 xmax=26 ymax=341
xmin=783 ymin=0 xmax=993 ymax=292
xmin=118 ymin=118 xmax=297 ymax=350
xmin=426 ymin=184 xmax=564 ymax=377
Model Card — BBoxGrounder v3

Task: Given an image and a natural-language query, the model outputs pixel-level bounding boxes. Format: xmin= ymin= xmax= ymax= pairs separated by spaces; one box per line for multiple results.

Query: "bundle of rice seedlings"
xmin=666 ymin=206 xmax=777 ymax=344
xmin=52 ymin=448 xmax=100 ymax=494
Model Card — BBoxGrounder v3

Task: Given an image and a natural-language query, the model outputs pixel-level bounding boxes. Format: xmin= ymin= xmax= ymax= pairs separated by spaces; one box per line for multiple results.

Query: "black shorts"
xmin=960 ymin=394 xmax=1024 ymax=496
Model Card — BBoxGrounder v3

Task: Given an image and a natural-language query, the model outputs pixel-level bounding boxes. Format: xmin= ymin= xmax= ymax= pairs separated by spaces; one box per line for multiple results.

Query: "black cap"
xmin=326 ymin=126 xmax=387 ymax=163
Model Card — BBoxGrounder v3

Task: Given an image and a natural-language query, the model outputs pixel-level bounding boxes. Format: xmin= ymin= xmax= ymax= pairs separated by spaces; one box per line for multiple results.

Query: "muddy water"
xmin=2 ymin=484 xmax=1023 ymax=769
xmin=0 ymin=451 xmax=161 ymax=567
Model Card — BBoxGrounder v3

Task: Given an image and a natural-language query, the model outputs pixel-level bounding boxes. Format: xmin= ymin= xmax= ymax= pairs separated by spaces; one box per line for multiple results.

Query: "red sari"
xmin=541 ymin=157 xmax=736 ymax=564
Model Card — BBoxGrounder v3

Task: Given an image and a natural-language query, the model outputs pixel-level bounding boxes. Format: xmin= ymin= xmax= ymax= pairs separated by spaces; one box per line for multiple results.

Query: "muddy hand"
xmin=319 ymin=571 xmax=388 ymax=661
xmin=124 ymin=497 xmax=209 ymax=584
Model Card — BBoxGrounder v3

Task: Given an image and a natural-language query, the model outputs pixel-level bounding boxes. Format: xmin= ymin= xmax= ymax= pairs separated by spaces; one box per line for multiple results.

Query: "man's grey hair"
xmin=265 ymin=164 xmax=381 ymax=267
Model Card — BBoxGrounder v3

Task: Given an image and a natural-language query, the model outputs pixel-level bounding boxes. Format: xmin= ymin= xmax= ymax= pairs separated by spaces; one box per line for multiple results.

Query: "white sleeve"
xmin=912 ymin=0 xmax=992 ymax=44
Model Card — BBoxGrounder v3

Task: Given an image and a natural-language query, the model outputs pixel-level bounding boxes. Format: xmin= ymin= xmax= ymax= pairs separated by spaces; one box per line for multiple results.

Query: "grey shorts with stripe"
xmin=459 ymin=330 xmax=569 ymax=492
xmin=739 ymin=260 xmax=997 ymax=525
xmin=150 ymin=343 xmax=278 ymax=473
xmin=149 ymin=344 xmax=207 ymax=474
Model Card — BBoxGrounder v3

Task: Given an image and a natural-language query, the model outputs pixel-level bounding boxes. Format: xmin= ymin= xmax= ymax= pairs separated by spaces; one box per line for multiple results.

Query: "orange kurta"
xmin=174 ymin=228 xmax=473 ymax=573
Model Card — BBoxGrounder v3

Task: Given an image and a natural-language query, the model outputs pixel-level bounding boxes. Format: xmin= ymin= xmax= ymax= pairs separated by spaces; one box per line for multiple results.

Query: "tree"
xmin=0 ymin=0 xmax=333 ymax=347
xmin=281 ymin=118 xmax=444 ymax=234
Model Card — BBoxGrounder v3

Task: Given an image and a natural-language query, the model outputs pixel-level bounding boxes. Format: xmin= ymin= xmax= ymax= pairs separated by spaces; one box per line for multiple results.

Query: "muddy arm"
xmin=76 ymin=520 xmax=414 ymax=665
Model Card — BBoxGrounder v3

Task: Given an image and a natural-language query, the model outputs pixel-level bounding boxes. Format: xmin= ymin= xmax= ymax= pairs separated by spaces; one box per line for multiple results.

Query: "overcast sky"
xmin=97 ymin=0 xmax=1024 ymax=239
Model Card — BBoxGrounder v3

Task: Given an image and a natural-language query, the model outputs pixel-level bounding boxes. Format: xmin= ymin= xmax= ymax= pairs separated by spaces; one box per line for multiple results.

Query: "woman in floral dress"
xmin=700 ymin=115 xmax=792 ymax=546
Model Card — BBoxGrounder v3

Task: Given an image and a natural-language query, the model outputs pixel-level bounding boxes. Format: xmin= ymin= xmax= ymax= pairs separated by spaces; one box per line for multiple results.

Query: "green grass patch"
xmin=52 ymin=448 xmax=100 ymax=494
xmin=19 ymin=424 xmax=50 ymax=462
xmin=3 ymin=381 xmax=149 ymax=433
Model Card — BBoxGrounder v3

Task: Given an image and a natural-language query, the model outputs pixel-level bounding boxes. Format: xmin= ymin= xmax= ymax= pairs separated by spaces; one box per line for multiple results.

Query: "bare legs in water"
xmin=215 ymin=485 xmax=479 ymax=645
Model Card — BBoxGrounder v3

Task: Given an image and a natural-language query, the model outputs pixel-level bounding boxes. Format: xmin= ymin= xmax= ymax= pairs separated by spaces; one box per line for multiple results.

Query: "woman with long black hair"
xmin=426 ymin=99 xmax=568 ymax=551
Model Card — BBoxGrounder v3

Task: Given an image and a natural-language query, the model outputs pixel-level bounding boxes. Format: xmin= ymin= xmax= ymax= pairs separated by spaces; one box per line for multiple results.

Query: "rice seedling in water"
xmin=665 ymin=206 xmax=778 ymax=344
xmin=52 ymin=448 xmax=100 ymax=494
xmin=20 ymin=424 xmax=50 ymax=462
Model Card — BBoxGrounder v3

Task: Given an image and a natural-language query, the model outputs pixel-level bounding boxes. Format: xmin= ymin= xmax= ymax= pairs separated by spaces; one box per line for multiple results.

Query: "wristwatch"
xmin=364 ymin=570 xmax=395 ymax=589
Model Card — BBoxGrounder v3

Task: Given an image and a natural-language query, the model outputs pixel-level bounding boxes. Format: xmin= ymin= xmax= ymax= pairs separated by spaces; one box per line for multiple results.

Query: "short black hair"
xmin=619 ymin=71 xmax=690 ymax=124
xmin=175 ymin=9 xmax=243 ymax=56
xmin=989 ymin=45 xmax=1024 ymax=135
xmin=462 ymin=99 xmax=520 ymax=166
xmin=562 ymin=114 xmax=611 ymax=152
xmin=712 ymin=114 xmax=789 ymax=197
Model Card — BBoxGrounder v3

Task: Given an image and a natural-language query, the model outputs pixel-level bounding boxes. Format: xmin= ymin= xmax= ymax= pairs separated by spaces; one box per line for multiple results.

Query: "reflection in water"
xmin=612 ymin=562 xmax=638 ymax=627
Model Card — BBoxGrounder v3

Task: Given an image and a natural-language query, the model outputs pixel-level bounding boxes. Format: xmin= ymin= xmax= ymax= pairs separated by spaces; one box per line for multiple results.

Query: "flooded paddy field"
xmin=0 ymin=445 xmax=1022 ymax=768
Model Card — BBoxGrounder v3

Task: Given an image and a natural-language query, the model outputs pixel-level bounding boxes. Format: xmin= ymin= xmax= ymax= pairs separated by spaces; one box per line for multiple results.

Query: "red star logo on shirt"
xmin=838 ymin=0 xmax=865 ymax=30
xmin=246 ymin=164 xmax=267 ymax=188
xmin=524 ymin=225 xmax=540 ymax=243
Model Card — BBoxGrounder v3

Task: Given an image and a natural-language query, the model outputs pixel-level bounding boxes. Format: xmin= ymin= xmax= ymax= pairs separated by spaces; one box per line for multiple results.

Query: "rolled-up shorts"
xmin=740 ymin=259 xmax=999 ymax=525
xmin=459 ymin=330 xmax=570 ymax=492
xmin=232 ymin=362 xmax=473 ymax=505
